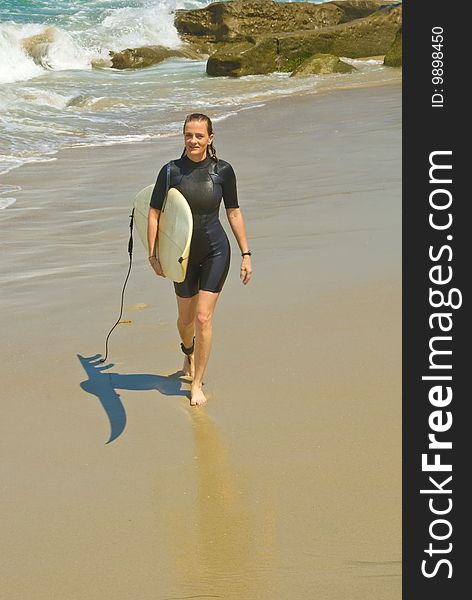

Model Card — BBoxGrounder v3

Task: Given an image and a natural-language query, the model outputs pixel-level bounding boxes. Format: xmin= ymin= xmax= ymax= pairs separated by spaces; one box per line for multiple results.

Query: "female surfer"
xmin=147 ymin=113 xmax=252 ymax=407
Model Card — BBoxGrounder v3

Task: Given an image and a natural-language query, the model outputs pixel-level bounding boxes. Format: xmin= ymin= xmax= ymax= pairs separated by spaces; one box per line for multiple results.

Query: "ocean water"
xmin=0 ymin=0 xmax=400 ymax=206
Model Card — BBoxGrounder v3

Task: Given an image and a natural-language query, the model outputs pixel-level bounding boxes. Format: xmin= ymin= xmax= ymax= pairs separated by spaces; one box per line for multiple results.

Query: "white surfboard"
xmin=133 ymin=185 xmax=193 ymax=283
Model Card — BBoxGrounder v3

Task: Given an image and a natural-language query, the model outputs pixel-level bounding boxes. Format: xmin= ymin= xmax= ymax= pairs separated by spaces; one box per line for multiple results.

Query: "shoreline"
xmin=1 ymin=74 xmax=401 ymax=201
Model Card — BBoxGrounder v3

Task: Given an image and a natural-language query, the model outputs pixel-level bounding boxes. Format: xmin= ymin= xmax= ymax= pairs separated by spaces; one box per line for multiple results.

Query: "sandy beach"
xmin=1 ymin=82 xmax=401 ymax=599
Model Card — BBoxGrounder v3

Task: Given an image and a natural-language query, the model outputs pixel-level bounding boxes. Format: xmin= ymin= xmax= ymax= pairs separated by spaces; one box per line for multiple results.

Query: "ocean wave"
xmin=0 ymin=153 xmax=29 ymax=176
xmin=19 ymin=87 xmax=76 ymax=109
xmin=0 ymin=23 xmax=45 ymax=83
xmin=0 ymin=184 xmax=21 ymax=209
xmin=0 ymin=22 xmax=93 ymax=83
xmin=0 ymin=154 xmax=58 ymax=177
xmin=96 ymin=1 xmax=181 ymax=51
xmin=0 ymin=1 xmax=181 ymax=84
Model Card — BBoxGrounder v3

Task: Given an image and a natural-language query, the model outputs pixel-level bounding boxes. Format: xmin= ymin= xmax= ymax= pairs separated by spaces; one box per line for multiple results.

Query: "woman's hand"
xmin=240 ymin=256 xmax=253 ymax=285
xmin=149 ymin=256 xmax=165 ymax=278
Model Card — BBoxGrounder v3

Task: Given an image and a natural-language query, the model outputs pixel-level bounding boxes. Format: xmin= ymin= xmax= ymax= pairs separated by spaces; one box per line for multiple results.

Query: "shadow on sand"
xmin=78 ymin=354 xmax=191 ymax=444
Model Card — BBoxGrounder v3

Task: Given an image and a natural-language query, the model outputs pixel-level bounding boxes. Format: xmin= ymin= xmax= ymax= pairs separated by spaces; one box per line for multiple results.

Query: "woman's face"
xmin=184 ymin=120 xmax=213 ymax=162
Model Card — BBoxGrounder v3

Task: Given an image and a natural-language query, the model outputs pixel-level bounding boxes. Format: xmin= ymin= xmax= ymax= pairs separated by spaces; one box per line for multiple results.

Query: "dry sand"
xmin=1 ymin=83 xmax=401 ymax=599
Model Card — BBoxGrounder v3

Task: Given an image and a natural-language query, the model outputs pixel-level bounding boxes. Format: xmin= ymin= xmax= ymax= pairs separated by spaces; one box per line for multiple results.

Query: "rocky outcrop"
xmin=384 ymin=25 xmax=402 ymax=67
xmin=207 ymin=4 xmax=402 ymax=76
xmin=206 ymin=38 xmax=279 ymax=77
xmin=175 ymin=0 xmax=399 ymax=43
xmin=105 ymin=0 xmax=402 ymax=74
xmin=275 ymin=4 xmax=402 ymax=65
xmin=109 ymin=45 xmax=202 ymax=69
xmin=290 ymin=53 xmax=355 ymax=76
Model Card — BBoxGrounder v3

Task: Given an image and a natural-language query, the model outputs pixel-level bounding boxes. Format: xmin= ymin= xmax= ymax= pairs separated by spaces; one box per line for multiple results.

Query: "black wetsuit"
xmin=150 ymin=155 xmax=239 ymax=297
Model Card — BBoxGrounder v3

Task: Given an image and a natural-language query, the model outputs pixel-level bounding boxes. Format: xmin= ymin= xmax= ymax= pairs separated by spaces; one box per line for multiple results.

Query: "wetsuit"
xmin=150 ymin=154 xmax=239 ymax=297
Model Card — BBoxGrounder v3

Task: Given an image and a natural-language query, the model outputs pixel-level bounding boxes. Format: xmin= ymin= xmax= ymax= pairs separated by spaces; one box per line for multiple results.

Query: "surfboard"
xmin=133 ymin=185 xmax=193 ymax=283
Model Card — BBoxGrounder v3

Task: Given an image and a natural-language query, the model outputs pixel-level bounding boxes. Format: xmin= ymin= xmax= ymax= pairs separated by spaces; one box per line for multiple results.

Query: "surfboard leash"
xmin=99 ymin=208 xmax=135 ymax=363
xmin=99 ymin=162 xmax=171 ymax=362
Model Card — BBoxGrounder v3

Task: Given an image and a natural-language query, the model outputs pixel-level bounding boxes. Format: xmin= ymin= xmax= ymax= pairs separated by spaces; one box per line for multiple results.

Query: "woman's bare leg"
xmin=176 ymin=293 xmax=198 ymax=378
xmin=191 ymin=290 xmax=220 ymax=406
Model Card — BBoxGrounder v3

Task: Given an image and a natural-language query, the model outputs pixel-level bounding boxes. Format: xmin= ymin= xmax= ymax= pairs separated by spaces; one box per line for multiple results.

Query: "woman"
xmin=147 ymin=113 xmax=252 ymax=407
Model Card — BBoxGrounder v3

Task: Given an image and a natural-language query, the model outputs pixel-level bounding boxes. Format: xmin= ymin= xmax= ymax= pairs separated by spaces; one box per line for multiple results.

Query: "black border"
xmin=403 ymin=1 xmax=468 ymax=596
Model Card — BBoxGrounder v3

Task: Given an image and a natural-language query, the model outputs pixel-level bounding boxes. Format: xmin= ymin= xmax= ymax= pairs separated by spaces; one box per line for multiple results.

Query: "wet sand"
xmin=1 ymin=83 xmax=401 ymax=598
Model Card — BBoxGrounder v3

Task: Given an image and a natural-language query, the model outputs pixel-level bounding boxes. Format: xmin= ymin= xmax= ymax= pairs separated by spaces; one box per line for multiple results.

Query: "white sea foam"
xmin=0 ymin=198 xmax=17 ymax=209
xmin=0 ymin=23 xmax=93 ymax=83
xmin=0 ymin=23 xmax=45 ymax=83
xmin=0 ymin=154 xmax=58 ymax=177
xmin=32 ymin=28 xmax=92 ymax=71
xmin=67 ymin=133 xmax=155 ymax=148
xmin=342 ymin=57 xmax=384 ymax=67
xmin=97 ymin=1 xmax=182 ymax=51
xmin=0 ymin=154 xmax=25 ymax=176
xmin=19 ymin=87 xmax=73 ymax=110
xmin=0 ymin=182 xmax=21 ymax=208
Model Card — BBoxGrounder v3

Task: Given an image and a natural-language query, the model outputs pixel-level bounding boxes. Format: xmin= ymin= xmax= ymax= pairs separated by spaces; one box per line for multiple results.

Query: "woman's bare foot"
xmin=182 ymin=353 xmax=195 ymax=379
xmin=190 ymin=383 xmax=207 ymax=406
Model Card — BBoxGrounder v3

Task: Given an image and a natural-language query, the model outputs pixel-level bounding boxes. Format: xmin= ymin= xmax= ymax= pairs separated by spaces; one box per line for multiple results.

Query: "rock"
xmin=290 ymin=53 xmax=356 ymax=76
xmin=22 ymin=26 xmax=56 ymax=55
xmin=21 ymin=27 xmax=57 ymax=68
xmin=109 ymin=45 xmax=201 ymax=69
xmin=176 ymin=37 xmax=219 ymax=57
xmin=276 ymin=4 xmax=402 ymax=68
xmin=92 ymin=56 xmax=113 ymax=68
xmin=207 ymin=4 xmax=402 ymax=77
xmin=206 ymin=38 xmax=279 ymax=77
xmin=176 ymin=0 xmax=398 ymax=43
xmin=384 ymin=25 xmax=402 ymax=67
xmin=331 ymin=0 xmax=401 ymax=22
xmin=107 ymin=0 xmax=401 ymax=75
xmin=66 ymin=95 xmax=89 ymax=108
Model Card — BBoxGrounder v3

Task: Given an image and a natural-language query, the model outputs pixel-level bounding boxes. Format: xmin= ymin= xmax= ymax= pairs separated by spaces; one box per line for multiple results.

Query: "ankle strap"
xmin=180 ymin=336 xmax=195 ymax=355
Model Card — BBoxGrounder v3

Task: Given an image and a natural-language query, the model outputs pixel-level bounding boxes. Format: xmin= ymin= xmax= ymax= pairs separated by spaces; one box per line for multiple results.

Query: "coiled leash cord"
xmin=99 ymin=209 xmax=135 ymax=363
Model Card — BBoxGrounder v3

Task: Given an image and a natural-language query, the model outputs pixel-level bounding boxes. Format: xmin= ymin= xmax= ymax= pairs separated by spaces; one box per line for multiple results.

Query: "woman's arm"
xmin=147 ymin=207 xmax=165 ymax=276
xmin=226 ymin=207 xmax=253 ymax=285
xmin=147 ymin=207 xmax=160 ymax=257
xmin=226 ymin=208 xmax=249 ymax=252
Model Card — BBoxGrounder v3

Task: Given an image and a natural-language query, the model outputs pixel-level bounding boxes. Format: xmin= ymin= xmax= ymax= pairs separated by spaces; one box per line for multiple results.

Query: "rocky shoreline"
xmin=113 ymin=0 xmax=402 ymax=76
xmin=22 ymin=0 xmax=403 ymax=77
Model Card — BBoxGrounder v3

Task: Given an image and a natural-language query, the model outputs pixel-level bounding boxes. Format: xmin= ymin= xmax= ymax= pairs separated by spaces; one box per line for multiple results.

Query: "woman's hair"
xmin=181 ymin=113 xmax=218 ymax=161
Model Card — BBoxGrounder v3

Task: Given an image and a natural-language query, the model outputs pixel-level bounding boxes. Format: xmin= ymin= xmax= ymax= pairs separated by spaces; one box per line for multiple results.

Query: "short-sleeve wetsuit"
xmin=150 ymin=154 xmax=239 ymax=298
